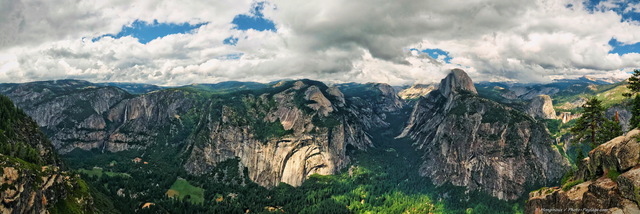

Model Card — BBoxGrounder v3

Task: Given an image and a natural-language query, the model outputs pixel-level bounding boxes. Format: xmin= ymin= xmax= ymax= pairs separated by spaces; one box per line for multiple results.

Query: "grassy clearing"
xmin=77 ymin=167 xmax=131 ymax=178
xmin=166 ymin=178 xmax=205 ymax=204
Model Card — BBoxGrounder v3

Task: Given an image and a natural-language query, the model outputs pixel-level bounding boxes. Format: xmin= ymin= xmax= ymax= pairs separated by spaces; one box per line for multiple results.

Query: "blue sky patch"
xmin=92 ymin=20 xmax=207 ymax=44
xmin=223 ymin=36 xmax=239 ymax=46
xmin=608 ymin=38 xmax=640 ymax=55
xmin=217 ymin=53 xmax=244 ymax=60
xmin=231 ymin=2 xmax=276 ymax=31
xmin=411 ymin=48 xmax=452 ymax=63
xmin=584 ymin=0 xmax=640 ymax=22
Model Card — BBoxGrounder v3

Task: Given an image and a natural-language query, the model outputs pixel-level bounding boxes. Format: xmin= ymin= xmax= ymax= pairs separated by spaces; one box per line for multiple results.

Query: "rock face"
xmin=526 ymin=130 xmax=640 ymax=213
xmin=184 ymin=80 xmax=373 ymax=187
xmin=398 ymin=84 xmax=436 ymax=100
xmin=606 ymin=106 xmax=632 ymax=131
xmin=0 ymin=81 xmax=199 ymax=153
xmin=0 ymin=95 xmax=94 ymax=213
xmin=1 ymin=80 xmax=378 ymax=188
xmin=527 ymin=95 xmax=557 ymax=119
xmin=369 ymin=83 xmax=404 ymax=112
xmin=399 ymin=69 xmax=568 ymax=200
xmin=438 ymin=68 xmax=477 ymax=98
xmin=336 ymin=82 xmax=406 ymax=129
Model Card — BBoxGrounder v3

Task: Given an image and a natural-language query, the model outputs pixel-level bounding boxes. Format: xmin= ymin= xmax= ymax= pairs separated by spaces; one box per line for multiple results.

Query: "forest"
xmin=63 ymin=105 xmax=523 ymax=214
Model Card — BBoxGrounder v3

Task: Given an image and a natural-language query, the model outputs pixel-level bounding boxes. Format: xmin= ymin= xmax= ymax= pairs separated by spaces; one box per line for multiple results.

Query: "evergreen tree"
xmin=570 ymin=97 xmax=607 ymax=149
xmin=630 ymin=94 xmax=640 ymax=129
xmin=596 ymin=115 xmax=623 ymax=144
xmin=624 ymin=69 xmax=640 ymax=129
xmin=575 ymin=147 xmax=585 ymax=168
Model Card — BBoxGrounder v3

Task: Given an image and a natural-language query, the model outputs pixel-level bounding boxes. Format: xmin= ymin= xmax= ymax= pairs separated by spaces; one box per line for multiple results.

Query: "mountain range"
xmin=1 ymin=69 xmax=639 ymax=213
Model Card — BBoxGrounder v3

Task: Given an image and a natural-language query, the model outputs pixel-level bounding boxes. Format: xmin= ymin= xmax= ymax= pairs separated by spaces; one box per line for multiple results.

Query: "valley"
xmin=1 ymin=69 xmax=639 ymax=213
xmin=58 ymin=101 xmax=522 ymax=213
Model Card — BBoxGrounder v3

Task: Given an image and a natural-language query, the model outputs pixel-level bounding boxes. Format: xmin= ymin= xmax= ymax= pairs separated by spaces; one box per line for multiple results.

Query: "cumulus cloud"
xmin=1 ymin=0 xmax=640 ymax=86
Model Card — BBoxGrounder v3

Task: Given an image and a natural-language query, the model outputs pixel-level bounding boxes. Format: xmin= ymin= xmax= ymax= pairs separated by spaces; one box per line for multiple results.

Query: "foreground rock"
xmin=526 ymin=130 xmax=640 ymax=213
xmin=0 ymin=95 xmax=94 ymax=213
xmin=399 ymin=69 xmax=569 ymax=200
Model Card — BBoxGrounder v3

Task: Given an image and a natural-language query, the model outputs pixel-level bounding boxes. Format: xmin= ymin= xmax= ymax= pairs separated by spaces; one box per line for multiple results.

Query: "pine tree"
xmin=570 ymin=97 xmax=607 ymax=149
xmin=575 ymin=146 xmax=585 ymax=168
xmin=624 ymin=69 xmax=640 ymax=129
xmin=630 ymin=95 xmax=640 ymax=129
xmin=597 ymin=115 xmax=623 ymax=144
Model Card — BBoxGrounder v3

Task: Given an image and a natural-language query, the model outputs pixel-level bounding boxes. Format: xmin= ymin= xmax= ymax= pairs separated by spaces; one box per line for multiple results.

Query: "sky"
xmin=1 ymin=0 xmax=640 ymax=86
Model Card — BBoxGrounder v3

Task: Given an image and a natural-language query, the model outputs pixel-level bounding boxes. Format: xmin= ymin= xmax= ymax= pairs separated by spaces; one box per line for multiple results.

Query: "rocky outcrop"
xmin=397 ymin=84 xmax=436 ymax=100
xmin=527 ymin=95 xmax=557 ymax=119
xmin=577 ymin=130 xmax=640 ymax=181
xmin=0 ymin=95 xmax=94 ymax=213
xmin=527 ymin=177 xmax=640 ymax=214
xmin=399 ymin=69 xmax=569 ymax=200
xmin=1 ymin=157 xmax=94 ymax=214
xmin=527 ymin=130 xmax=640 ymax=213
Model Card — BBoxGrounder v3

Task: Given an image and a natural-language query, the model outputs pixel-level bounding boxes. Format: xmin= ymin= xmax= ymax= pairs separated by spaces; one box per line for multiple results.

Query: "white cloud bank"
xmin=1 ymin=0 xmax=640 ymax=86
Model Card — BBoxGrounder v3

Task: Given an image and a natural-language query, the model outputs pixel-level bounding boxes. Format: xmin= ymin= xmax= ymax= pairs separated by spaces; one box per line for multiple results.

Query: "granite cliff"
xmin=0 ymin=80 xmax=389 ymax=188
xmin=399 ymin=69 xmax=569 ymax=200
xmin=183 ymin=80 xmax=376 ymax=187
xmin=527 ymin=95 xmax=557 ymax=120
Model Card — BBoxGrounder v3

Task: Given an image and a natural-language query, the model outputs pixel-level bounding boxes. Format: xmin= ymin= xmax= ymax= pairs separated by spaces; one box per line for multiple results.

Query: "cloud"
xmin=0 ymin=0 xmax=252 ymax=49
xmin=1 ymin=0 xmax=640 ymax=86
